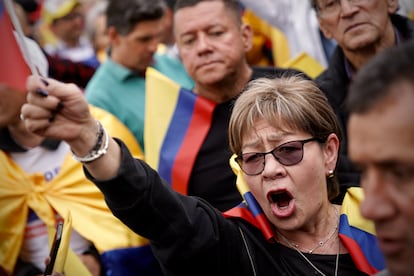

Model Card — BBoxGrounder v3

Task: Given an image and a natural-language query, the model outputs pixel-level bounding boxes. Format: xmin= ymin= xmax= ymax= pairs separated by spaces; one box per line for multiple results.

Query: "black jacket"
xmin=90 ymin=140 xmax=371 ymax=276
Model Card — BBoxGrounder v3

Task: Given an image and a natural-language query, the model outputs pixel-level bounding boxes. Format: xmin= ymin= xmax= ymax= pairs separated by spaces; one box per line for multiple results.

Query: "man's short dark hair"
xmin=174 ymin=0 xmax=242 ymax=24
xmin=347 ymin=40 xmax=414 ymax=114
xmin=106 ymin=0 xmax=166 ymax=35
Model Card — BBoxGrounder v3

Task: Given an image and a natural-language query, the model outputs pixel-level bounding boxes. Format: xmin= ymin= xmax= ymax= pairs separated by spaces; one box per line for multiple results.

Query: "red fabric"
xmin=0 ymin=1 xmax=31 ymax=91
xmin=46 ymin=54 xmax=96 ymax=89
xmin=223 ymin=205 xmax=276 ymax=242
xmin=339 ymin=233 xmax=380 ymax=275
xmin=171 ymin=96 xmax=216 ymax=194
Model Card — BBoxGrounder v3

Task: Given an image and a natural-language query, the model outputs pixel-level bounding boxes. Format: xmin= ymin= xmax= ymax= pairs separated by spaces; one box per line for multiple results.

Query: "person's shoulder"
xmin=86 ymin=60 xmax=112 ymax=81
xmin=152 ymin=53 xmax=194 ymax=89
xmin=90 ymin=59 xmax=120 ymax=77
xmin=85 ymin=61 xmax=127 ymax=96
xmin=314 ymin=47 xmax=349 ymax=90
xmin=154 ymin=52 xmax=179 ymax=64
xmin=153 ymin=53 xmax=187 ymax=72
xmin=391 ymin=13 xmax=414 ymax=35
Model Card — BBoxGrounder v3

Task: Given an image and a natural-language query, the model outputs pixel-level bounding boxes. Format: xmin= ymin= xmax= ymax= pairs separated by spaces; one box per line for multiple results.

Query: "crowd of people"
xmin=1 ymin=0 xmax=414 ymax=275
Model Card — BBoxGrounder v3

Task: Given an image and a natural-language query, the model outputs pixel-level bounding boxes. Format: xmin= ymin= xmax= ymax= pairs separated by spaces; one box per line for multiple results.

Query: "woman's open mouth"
xmin=267 ymin=189 xmax=295 ymax=218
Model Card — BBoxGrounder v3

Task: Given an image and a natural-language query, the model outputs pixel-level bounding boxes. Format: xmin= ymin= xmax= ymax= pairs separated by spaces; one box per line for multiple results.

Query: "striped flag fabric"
xmin=338 ymin=187 xmax=385 ymax=274
xmin=0 ymin=0 xmax=31 ymax=91
xmin=144 ymin=68 xmax=216 ymax=194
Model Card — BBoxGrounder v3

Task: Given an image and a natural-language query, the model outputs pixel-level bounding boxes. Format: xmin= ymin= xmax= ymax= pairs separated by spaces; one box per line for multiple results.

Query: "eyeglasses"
xmin=236 ymin=138 xmax=320 ymax=176
xmin=316 ymin=0 xmax=369 ymax=16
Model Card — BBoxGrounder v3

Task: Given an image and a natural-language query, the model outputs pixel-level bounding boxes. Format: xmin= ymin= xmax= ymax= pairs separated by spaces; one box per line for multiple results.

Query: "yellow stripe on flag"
xmin=341 ymin=187 xmax=376 ymax=235
xmin=145 ymin=67 xmax=181 ymax=169
xmin=229 ymin=154 xmax=250 ymax=199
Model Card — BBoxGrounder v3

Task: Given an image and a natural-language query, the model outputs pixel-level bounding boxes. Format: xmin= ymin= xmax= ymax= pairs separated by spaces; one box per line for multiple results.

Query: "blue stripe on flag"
xmin=158 ymin=87 xmax=197 ymax=184
xmin=339 ymin=214 xmax=385 ymax=270
xmin=244 ymin=192 xmax=263 ymax=217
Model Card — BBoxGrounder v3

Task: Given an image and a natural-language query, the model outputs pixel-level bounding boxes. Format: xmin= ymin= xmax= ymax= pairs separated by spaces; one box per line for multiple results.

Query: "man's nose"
xmin=360 ymin=169 xmax=395 ymax=221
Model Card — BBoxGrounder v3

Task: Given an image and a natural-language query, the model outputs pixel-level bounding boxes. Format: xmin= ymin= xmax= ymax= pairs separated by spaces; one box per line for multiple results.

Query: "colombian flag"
xmin=338 ymin=187 xmax=385 ymax=274
xmin=0 ymin=0 xmax=31 ymax=91
xmin=224 ymin=155 xmax=385 ymax=274
xmin=145 ymin=68 xmax=216 ymax=194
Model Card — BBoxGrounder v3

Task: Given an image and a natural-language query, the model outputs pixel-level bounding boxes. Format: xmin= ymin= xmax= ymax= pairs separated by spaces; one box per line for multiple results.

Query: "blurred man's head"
xmin=106 ymin=0 xmax=166 ymax=73
xmin=347 ymin=41 xmax=414 ymax=276
xmin=42 ymin=0 xmax=85 ymax=46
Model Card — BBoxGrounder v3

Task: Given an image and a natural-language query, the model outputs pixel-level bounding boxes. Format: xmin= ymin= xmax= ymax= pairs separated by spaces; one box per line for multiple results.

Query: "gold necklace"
xmin=276 ymin=206 xmax=340 ymax=276
xmin=278 ymin=233 xmax=340 ymax=276
xmin=284 ymin=223 xmax=338 ymax=254
xmin=278 ymin=207 xmax=339 ymax=254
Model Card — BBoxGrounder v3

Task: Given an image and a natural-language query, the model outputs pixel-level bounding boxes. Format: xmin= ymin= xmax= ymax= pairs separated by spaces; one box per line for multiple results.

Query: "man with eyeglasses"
xmin=41 ymin=0 xmax=100 ymax=68
xmin=310 ymin=0 xmax=414 ymax=202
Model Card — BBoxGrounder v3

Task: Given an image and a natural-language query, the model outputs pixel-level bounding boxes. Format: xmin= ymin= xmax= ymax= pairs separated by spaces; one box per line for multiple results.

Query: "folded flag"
xmin=145 ymin=68 xmax=216 ymax=194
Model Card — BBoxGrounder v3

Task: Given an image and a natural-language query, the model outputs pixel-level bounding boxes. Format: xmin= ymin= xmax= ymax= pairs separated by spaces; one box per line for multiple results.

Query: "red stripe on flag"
xmin=171 ymin=97 xmax=216 ymax=194
xmin=339 ymin=233 xmax=380 ymax=275
xmin=0 ymin=4 xmax=31 ymax=91
xmin=223 ymin=205 xmax=276 ymax=242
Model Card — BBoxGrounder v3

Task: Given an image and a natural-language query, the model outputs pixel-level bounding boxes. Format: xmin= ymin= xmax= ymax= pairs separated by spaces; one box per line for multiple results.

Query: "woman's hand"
xmin=22 ymin=76 xmax=122 ymax=179
xmin=21 ymin=76 xmax=98 ymax=156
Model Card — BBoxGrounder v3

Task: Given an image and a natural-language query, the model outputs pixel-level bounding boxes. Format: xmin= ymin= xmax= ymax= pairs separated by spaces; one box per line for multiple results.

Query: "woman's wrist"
xmin=69 ymin=119 xmax=102 ymax=158
xmin=72 ymin=120 xmax=109 ymax=163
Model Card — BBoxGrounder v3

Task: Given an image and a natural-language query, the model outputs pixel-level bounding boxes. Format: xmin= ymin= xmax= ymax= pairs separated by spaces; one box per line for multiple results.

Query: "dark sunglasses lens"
xmin=239 ymin=153 xmax=263 ymax=175
xmin=274 ymin=141 xmax=304 ymax=166
xmin=238 ymin=140 xmax=309 ymax=175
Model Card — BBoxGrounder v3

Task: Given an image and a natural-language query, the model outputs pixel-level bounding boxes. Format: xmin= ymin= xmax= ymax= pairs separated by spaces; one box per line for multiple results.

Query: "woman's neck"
xmin=277 ymin=204 xmax=345 ymax=254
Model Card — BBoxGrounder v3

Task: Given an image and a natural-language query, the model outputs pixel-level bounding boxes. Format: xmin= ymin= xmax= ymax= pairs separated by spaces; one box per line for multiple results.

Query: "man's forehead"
xmin=174 ymin=5 xmax=236 ymax=33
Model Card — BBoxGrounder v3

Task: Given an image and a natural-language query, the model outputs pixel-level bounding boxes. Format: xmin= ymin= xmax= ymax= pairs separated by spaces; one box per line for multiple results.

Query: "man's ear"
xmin=319 ymin=20 xmax=334 ymax=40
xmin=387 ymin=0 xmax=399 ymax=14
xmin=324 ymin=133 xmax=340 ymax=172
xmin=241 ymin=23 xmax=253 ymax=52
xmin=107 ymin=26 xmax=119 ymax=44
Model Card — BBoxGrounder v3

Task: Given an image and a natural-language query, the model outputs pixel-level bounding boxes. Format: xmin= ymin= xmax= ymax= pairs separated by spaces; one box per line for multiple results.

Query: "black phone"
xmin=44 ymin=221 xmax=64 ymax=276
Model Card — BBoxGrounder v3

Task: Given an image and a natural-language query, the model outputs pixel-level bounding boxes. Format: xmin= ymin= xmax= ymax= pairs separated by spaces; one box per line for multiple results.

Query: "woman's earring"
xmin=328 ymin=170 xmax=334 ymax=179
